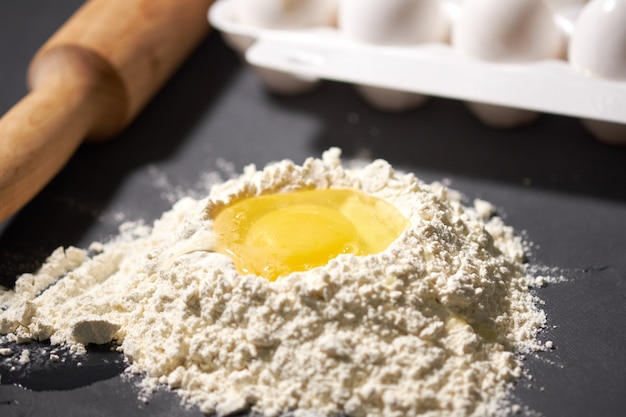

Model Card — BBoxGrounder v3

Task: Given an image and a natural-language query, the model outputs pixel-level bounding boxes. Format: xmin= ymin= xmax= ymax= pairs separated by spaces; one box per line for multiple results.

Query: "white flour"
xmin=0 ymin=148 xmax=546 ymax=417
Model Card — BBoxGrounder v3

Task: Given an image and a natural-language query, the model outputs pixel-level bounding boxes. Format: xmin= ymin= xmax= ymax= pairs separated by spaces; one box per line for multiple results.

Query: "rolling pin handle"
xmin=0 ymin=45 xmax=128 ymax=222
xmin=0 ymin=0 xmax=214 ymax=222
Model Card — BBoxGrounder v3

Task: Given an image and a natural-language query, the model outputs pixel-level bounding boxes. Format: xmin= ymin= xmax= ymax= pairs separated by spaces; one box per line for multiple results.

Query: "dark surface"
xmin=1 ymin=1 xmax=626 ymax=416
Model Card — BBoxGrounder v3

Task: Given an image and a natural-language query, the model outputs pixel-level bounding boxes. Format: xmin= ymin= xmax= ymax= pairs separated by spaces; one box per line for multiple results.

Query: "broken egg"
xmin=212 ymin=188 xmax=409 ymax=281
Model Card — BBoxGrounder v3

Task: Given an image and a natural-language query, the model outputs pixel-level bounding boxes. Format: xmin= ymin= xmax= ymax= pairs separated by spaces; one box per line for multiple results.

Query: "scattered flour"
xmin=0 ymin=149 xmax=546 ymax=417
xmin=18 ymin=349 xmax=30 ymax=365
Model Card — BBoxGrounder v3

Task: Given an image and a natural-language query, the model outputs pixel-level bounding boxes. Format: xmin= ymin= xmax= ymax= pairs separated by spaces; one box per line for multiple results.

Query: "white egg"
xmin=569 ymin=0 xmax=626 ymax=145
xmin=453 ymin=0 xmax=563 ymax=62
xmin=544 ymin=0 xmax=587 ymax=9
xmin=338 ymin=0 xmax=449 ymax=112
xmin=338 ymin=0 xmax=448 ymax=44
xmin=252 ymin=66 xmax=320 ymax=95
xmin=465 ymin=102 xmax=538 ymax=129
xmin=354 ymin=85 xmax=429 ymax=112
xmin=235 ymin=0 xmax=337 ymax=30
xmin=570 ymin=0 xmax=626 ymax=81
xmin=452 ymin=0 xmax=564 ymax=128
xmin=223 ymin=0 xmax=337 ymax=54
xmin=544 ymin=0 xmax=587 ymax=40
xmin=229 ymin=0 xmax=338 ymax=95
xmin=580 ymin=119 xmax=626 ymax=145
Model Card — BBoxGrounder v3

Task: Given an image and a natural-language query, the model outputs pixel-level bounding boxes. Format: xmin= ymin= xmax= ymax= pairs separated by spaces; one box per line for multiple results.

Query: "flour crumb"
xmin=71 ymin=319 xmax=121 ymax=346
xmin=0 ymin=148 xmax=551 ymax=417
xmin=18 ymin=349 xmax=30 ymax=365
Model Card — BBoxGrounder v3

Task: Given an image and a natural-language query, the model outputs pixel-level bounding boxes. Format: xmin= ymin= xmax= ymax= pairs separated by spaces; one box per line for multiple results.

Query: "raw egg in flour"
xmin=212 ymin=189 xmax=409 ymax=281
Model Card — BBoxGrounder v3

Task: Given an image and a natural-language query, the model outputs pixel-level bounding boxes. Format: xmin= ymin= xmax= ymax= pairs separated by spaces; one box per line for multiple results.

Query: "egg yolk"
xmin=212 ymin=188 xmax=409 ymax=281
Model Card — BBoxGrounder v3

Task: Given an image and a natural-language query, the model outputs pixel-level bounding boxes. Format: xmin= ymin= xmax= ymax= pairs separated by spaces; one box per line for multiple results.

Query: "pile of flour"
xmin=0 ymin=148 xmax=546 ymax=417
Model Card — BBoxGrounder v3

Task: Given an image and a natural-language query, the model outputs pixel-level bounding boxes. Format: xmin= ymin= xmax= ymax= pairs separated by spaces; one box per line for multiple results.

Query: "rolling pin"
xmin=0 ymin=0 xmax=214 ymax=222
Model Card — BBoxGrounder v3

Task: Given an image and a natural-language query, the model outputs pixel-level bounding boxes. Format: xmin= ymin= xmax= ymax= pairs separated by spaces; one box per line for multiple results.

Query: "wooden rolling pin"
xmin=0 ymin=0 xmax=214 ymax=222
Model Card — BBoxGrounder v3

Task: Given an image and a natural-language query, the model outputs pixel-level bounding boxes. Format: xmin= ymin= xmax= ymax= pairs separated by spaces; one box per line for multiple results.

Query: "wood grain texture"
xmin=0 ymin=0 xmax=214 ymax=222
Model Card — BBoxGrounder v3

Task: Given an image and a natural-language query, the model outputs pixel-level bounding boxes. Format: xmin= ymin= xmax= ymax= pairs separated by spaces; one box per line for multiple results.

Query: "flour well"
xmin=0 ymin=149 xmax=546 ymax=417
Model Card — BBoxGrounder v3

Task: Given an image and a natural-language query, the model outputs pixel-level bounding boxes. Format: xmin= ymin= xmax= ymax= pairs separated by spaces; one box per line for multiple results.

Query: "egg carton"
xmin=208 ymin=0 xmax=626 ymax=145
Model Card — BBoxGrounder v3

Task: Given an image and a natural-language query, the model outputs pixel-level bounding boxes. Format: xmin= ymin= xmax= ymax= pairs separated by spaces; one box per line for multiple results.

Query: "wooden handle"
xmin=0 ymin=0 xmax=214 ymax=222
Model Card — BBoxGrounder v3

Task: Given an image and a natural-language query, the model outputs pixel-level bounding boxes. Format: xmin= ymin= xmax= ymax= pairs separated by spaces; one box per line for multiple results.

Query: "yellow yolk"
xmin=212 ymin=189 xmax=410 ymax=281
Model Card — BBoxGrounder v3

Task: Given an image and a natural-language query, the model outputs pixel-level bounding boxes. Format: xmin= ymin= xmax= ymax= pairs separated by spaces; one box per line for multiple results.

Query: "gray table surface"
xmin=1 ymin=1 xmax=626 ymax=416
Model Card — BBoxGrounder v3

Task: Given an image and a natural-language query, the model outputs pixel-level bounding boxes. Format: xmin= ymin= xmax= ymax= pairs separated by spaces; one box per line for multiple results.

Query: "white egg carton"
xmin=209 ymin=0 xmax=626 ymax=144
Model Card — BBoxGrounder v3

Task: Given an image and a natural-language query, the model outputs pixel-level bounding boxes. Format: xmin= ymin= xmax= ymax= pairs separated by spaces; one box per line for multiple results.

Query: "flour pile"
xmin=0 ymin=149 xmax=545 ymax=417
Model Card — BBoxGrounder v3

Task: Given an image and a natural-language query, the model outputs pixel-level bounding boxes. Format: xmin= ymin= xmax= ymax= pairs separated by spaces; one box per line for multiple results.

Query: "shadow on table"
xmin=267 ymin=80 xmax=626 ymax=203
